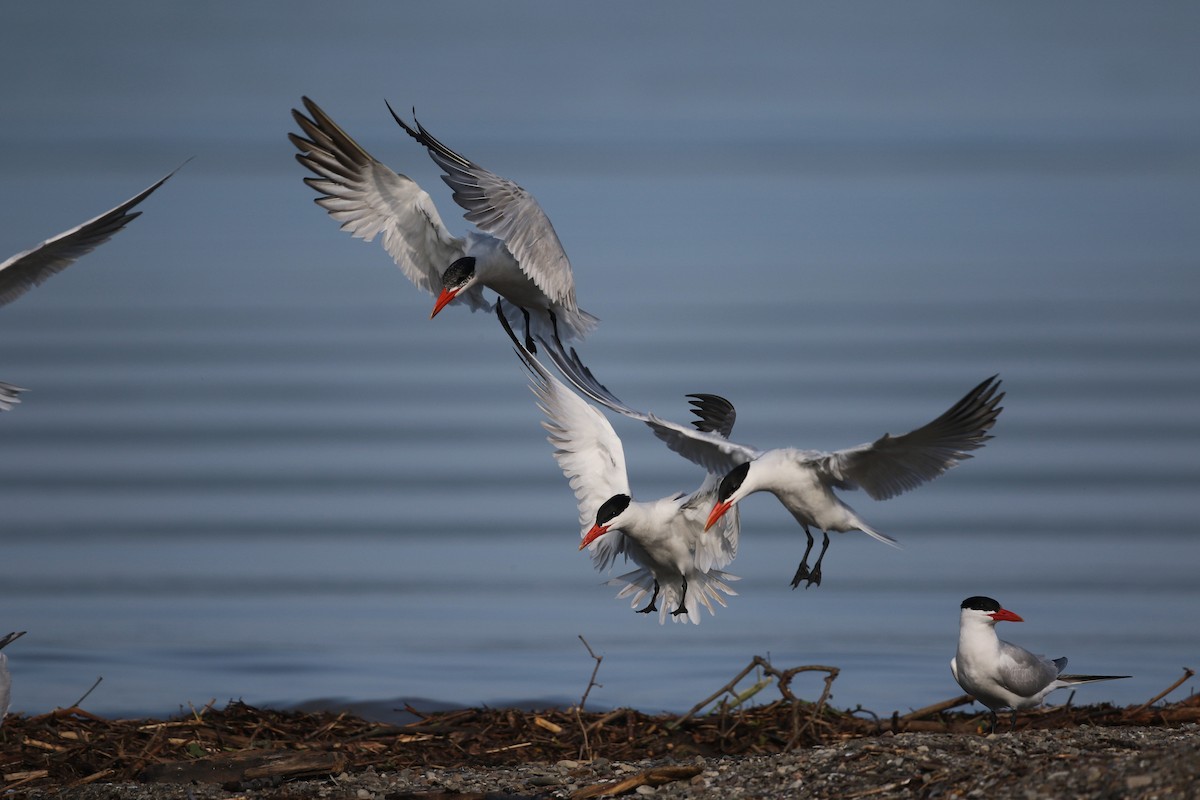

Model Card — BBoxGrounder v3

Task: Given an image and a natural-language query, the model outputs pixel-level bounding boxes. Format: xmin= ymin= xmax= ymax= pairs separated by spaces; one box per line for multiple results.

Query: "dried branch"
xmin=68 ymin=676 xmax=103 ymax=710
xmin=574 ymin=635 xmax=604 ymax=761
xmin=1126 ymin=667 xmax=1195 ymax=717
xmin=577 ymin=636 xmax=604 ymax=710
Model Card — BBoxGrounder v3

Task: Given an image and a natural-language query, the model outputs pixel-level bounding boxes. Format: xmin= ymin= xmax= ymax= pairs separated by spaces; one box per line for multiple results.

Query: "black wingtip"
xmin=685 ymin=393 xmax=737 ymax=436
xmin=384 ymin=99 xmax=421 ymax=143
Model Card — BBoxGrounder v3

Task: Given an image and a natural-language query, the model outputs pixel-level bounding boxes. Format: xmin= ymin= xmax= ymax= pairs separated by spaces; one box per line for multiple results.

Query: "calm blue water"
xmin=1 ymin=2 xmax=1198 ymax=722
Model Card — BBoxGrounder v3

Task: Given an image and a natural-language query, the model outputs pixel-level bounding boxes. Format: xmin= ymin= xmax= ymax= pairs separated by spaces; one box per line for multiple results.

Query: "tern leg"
xmin=670 ymin=576 xmax=689 ymax=617
xmin=519 ymin=306 xmax=537 ymax=353
xmin=548 ymin=309 xmax=565 ymax=351
xmin=988 ymin=710 xmax=998 ymax=735
xmin=1009 ymin=710 xmax=1019 ymax=733
xmin=790 ymin=527 xmax=817 ymax=589
xmin=806 ymin=532 xmax=831 ymax=588
xmin=635 ymin=581 xmax=660 ymax=614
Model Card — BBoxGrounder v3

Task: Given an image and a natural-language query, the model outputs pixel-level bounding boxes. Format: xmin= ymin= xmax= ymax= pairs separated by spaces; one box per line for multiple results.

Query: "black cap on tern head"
xmin=441 ymin=256 xmax=476 ymax=290
xmin=717 ymin=462 xmax=750 ymax=503
xmin=961 ymin=596 xmax=1002 ymax=612
xmin=595 ymin=494 xmax=631 ymax=527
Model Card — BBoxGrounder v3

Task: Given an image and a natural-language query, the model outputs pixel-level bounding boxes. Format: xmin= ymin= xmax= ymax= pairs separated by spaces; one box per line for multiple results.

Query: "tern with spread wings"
xmin=501 ymin=306 xmax=738 ymax=623
xmin=541 ymin=339 xmax=1003 ymax=589
xmin=290 ymin=97 xmax=597 ymax=352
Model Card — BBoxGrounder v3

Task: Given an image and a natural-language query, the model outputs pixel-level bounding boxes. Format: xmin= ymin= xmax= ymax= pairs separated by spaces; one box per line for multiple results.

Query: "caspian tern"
xmin=499 ymin=304 xmax=738 ymax=623
xmin=0 ymin=169 xmax=177 ymax=408
xmin=0 ymin=631 xmax=25 ymax=724
xmin=289 ymin=97 xmax=597 ymax=352
xmin=540 ymin=339 xmax=1003 ymax=589
xmin=952 ymin=596 xmax=1130 ymax=732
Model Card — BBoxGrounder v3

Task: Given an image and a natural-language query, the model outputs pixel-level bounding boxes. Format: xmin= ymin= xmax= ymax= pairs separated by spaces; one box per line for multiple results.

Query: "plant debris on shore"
xmin=1 ymin=659 xmax=1196 ymax=798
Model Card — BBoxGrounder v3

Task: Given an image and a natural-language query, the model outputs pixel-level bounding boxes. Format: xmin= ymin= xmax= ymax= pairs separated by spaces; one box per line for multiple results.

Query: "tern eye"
xmin=595 ymin=494 xmax=630 ymax=526
xmin=717 ymin=463 xmax=749 ymax=502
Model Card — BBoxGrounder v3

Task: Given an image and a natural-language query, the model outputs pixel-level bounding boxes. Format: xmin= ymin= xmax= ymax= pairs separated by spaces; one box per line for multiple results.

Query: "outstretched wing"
xmin=388 ymin=103 xmax=577 ymax=310
xmin=290 ymin=97 xmax=489 ymax=312
xmin=505 ymin=316 xmax=630 ymax=572
xmin=538 ymin=337 xmax=760 ymax=476
xmin=0 ymin=168 xmax=178 ymax=307
xmin=817 ymin=376 xmax=1004 ymax=500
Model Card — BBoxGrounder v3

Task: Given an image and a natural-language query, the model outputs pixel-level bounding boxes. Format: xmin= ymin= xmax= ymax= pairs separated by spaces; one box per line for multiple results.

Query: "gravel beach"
xmin=17 ymin=724 xmax=1199 ymax=800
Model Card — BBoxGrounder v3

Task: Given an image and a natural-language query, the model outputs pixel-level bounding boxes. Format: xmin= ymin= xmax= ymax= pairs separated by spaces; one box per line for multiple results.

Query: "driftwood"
xmin=0 ymin=661 xmax=1193 ymax=792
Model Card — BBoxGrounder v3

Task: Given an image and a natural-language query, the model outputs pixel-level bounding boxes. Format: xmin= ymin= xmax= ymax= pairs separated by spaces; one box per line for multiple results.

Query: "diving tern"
xmin=0 ymin=631 xmax=26 ymax=723
xmin=951 ymin=596 xmax=1130 ymax=732
xmin=540 ymin=338 xmax=1003 ymax=589
xmin=500 ymin=305 xmax=738 ymax=623
xmin=290 ymin=97 xmax=597 ymax=351
xmin=1 ymin=169 xmax=177 ymax=408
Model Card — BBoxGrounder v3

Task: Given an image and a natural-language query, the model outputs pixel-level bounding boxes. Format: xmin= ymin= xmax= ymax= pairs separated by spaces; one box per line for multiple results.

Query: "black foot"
xmin=789 ymin=528 xmax=816 ymax=589
xmin=636 ymin=582 xmax=660 ymax=614
xmin=805 ymin=532 xmax=831 ymax=590
xmin=805 ymin=564 xmax=823 ymax=588
xmin=670 ymin=577 xmax=689 ymax=616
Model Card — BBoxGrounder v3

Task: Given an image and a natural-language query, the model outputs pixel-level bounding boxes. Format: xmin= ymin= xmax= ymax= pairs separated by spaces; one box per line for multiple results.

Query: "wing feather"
xmin=538 ymin=337 xmax=760 ymax=475
xmin=508 ymin=326 xmax=631 ymax=572
xmin=290 ymin=98 xmax=490 ymax=312
xmin=996 ymin=639 xmax=1062 ymax=698
xmin=818 ymin=376 xmax=1004 ymax=500
xmin=387 ymin=103 xmax=577 ymax=309
xmin=0 ymin=168 xmax=178 ymax=307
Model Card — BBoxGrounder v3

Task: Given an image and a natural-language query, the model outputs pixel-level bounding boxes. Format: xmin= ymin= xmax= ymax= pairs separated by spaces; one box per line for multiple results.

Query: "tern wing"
xmin=539 ymin=338 xmax=760 ymax=476
xmin=0 ymin=169 xmax=177 ymax=307
xmin=290 ymin=98 xmax=489 ymax=312
xmin=509 ymin=328 xmax=631 ymax=572
xmin=996 ymin=638 xmax=1062 ymax=699
xmin=389 ymin=104 xmax=577 ymax=310
xmin=818 ymin=375 xmax=1004 ymax=500
xmin=0 ymin=381 xmax=26 ymax=413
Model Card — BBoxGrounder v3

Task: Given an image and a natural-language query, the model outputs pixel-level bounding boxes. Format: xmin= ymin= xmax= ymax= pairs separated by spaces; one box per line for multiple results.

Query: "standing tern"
xmin=0 ymin=169 xmax=178 ymax=408
xmin=499 ymin=305 xmax=739 ymax=623
xmin=0 ymin=631 xmax=25 ymax=724
xmin=289 ymin=97 xmax=597 ymax=351
xmin=951 ymin=596 xmax=1130 ymax=732
xmin=540 ymin=338 xmax=1003 ymax=589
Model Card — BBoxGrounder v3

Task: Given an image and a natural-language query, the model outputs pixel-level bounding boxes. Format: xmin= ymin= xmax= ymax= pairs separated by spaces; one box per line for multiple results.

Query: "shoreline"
xmin=4 ymin=684 xmax=1198 ymax=799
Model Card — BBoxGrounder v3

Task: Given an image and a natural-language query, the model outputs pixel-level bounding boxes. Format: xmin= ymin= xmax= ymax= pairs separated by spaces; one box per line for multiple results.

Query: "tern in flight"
xmin=0 ymin=631 xmax=25 ymax=723
xmin=500 ymin=304 xmax=738 ymax=623
xmin=1 ymin=169 xmax=178 ymax=409
xmin=540 ymin=338 xmax=1003 ymax=589
xmin=952 ymin=595 xmax=1130 ymax=732
xmin=290 ymin=97 xmax=597 ymax=352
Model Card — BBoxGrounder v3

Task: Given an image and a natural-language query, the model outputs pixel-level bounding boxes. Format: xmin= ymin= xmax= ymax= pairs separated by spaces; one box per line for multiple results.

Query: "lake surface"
xmin=0 ymin=2 xmax=1197 ymax=721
